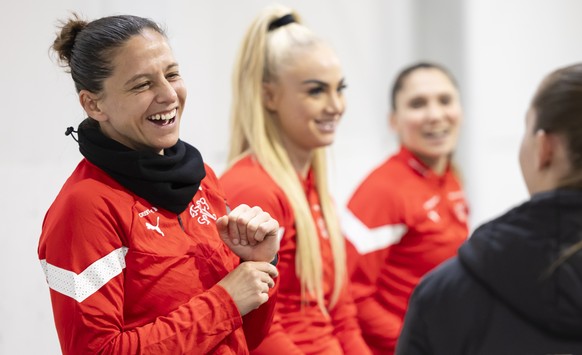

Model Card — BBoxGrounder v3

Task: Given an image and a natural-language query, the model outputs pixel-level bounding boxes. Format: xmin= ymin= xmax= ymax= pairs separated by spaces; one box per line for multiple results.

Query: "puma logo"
xmin=146 ymin=216 xmax=165 ymax=237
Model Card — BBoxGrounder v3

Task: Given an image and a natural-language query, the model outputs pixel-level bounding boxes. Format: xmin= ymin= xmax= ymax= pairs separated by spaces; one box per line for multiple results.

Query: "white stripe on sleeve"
xmin=277 ymin=227 xmax=285 ymax=242
xmin=40 ymin=247 xmax=129 ymax=303
xmin=342 ymin=209 xmax=407 ymax=254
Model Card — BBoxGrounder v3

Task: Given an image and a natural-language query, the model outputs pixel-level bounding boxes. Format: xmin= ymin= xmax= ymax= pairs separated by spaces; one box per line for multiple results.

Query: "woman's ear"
xmin=534 ymin=129 xmax=554 ymax=170
xmin=262 ymin=82 xmax=278 ymax=112
xmin=79 ymin=90 xmax=107 ymax=122
xmin=389 ymin=111 xmax=397 ymax=131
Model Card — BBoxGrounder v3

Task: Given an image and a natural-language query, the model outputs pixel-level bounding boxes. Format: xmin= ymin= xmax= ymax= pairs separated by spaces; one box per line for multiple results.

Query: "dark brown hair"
xmin=531 ymin=63 xmax=582 ymax=189
xmin=390 ymin=62 xmax=458 ymax=111
xmin=535 ymin=64 xmax=582 ymax=278
xmin=52 ymin=14 xmax=165 ymax=94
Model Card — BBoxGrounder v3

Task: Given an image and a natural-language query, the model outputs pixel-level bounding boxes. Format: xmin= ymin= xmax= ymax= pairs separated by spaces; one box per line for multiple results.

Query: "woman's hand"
xmin=218 ymin=261 xmax=278 ymax=316
xmin=216 ymin=204 xmax=280 ymax=262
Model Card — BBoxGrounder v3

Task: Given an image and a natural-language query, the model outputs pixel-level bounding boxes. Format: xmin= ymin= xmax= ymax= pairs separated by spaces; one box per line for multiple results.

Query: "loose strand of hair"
xmin=541 ymin=236 xmax=582 ymax=280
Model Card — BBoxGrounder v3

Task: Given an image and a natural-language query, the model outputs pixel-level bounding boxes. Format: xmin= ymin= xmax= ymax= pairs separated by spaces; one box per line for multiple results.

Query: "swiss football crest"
xmin=190 ymin=198 xmax=217 ymax=225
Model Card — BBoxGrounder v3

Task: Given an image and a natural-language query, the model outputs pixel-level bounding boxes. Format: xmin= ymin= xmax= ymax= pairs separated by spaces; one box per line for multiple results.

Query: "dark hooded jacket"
xmin=396 ymin=189 xmax=582 ymax=355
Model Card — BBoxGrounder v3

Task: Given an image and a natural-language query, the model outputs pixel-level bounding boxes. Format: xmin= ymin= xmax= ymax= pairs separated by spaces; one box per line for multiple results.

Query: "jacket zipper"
xmin=177 ymin=215 xmax=185 ymax=231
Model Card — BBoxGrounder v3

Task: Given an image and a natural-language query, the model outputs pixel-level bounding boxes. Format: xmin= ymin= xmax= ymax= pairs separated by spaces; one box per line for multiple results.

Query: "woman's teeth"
xmin=315 ymin=119 xmax=337 ymax=132
xmin=148 ymin=108 xmax=177 ymax=121
xmin=425 ymin=130 xmax=448 ymax=138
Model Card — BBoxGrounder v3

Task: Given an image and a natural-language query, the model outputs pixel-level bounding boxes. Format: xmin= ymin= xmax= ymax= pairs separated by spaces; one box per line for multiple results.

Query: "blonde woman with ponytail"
xmin=220 ymin=4 xmax=371 ymax=355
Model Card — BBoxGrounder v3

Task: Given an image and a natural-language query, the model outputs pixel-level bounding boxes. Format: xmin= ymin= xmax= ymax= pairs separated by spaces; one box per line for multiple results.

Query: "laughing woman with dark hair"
xmin=39 ymin=14 xmax=280 ymax=354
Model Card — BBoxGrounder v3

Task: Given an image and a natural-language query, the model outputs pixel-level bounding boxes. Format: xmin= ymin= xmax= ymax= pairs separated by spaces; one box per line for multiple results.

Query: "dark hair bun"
xmin=52 ymin=14 xmax=88 ymax=66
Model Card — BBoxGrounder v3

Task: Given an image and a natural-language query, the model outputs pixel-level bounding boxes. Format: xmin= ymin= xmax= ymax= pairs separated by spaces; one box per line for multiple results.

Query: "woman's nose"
xmin=156 ymin=79 xmax=178 ymax=103
xmin=326 ymin=92 xmax=345 ymax=114
xmin=426 ymin=102 xmax=445 ymax=121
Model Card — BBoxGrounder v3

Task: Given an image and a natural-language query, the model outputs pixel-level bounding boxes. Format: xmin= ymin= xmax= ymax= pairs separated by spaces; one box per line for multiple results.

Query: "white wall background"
xmin=1 ymin=0 xmax=581 ymax=353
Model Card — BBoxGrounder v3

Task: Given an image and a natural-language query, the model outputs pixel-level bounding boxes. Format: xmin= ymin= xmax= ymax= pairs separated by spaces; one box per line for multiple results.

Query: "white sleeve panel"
xmin=277 ymin=227 xmax=285 ymax=242
xmin=341 ymin=209 xmax=407 ymax=255
xmin=40 ymin=247 xmax=129 ymax=303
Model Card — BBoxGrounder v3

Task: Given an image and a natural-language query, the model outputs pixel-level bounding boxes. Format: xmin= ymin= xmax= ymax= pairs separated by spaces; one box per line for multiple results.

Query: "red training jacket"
xmin=220 ymin=155 xmax=371 ymax=355
xmin=343 ymin=147 xmax=469 ymax=355
xmin=38 ymin=159 xmax=277 ymax=354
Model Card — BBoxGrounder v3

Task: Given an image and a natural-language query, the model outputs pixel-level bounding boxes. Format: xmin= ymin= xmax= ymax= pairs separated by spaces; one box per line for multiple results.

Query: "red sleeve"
xmin=342 ymin=166 xmax=406 ymax=351
xmin=241 ymin=261 xmax=280 ymax=350
xmin=249 ymin=314 xmax=304 ymax=355
xmin=330 ymin=281 xmax=373 ymax=354
xmin=220 ymin=162 xmax=302 ymax=353
xmin=38 ymin=187 xmax=243 ymax=355
xmin=353 ymin=294 xmax=402 ymax=352
xmin=206 ymin=164 xmax=280 ymax=350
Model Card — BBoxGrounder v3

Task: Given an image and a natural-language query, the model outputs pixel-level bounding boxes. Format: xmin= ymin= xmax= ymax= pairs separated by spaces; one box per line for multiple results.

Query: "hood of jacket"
xmin=459 ymin=188 xmax=582 ymax=338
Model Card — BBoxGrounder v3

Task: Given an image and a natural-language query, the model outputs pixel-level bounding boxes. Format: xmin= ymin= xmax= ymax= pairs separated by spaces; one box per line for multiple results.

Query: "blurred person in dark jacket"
xmin=396 ymin=63 xmax=582 ymax=355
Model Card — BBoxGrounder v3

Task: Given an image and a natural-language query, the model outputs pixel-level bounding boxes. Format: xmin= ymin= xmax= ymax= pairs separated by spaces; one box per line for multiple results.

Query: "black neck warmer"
xmin=76 ymin=118 xmax=206 ymax=214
